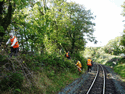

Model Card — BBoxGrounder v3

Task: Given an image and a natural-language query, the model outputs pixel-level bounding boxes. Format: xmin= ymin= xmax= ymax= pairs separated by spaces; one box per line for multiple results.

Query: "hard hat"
xmin=9 ymin=33 xmax=13 ymax=36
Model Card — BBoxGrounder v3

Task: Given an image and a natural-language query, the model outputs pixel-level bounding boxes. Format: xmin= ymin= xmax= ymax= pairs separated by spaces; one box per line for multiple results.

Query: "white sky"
xmin=67 ymin=0 xmax=125 ymax=47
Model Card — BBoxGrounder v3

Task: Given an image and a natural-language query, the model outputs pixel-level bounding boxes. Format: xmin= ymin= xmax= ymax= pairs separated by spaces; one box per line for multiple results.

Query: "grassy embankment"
xmin=93 ymin=52 xmax=125 ymax=81
xmin=0 ymin=50 xmax=87 ymax=94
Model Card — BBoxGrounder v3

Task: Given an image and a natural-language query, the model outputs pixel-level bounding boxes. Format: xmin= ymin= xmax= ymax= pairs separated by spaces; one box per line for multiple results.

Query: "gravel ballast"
xmin=104 ymin=65 xmax=125 ymax=94
xmin=58 ymin=64 xmax=125 ymax=94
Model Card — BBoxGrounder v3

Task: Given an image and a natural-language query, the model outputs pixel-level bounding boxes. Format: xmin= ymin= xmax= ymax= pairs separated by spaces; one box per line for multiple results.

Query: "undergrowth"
xmin=0 ymin=50 xmax=87 ymax=94
xmin=91 ymin=50 xmax=125 ymax=79
xmin=114 ymin=64 xmax=125 ymax=78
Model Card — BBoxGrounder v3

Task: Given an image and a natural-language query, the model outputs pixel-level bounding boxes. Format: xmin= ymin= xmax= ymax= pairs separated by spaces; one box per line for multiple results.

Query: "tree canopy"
xmin=0 ymin=0 xmax=96 ymax=55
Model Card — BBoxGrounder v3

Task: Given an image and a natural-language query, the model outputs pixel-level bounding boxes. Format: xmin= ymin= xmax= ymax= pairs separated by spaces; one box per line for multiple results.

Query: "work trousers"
xmin=9 ymin=47 xmax=19 ymax=57
xmin=67 ymin=57 xmax=70 ymax=59
xmin=78 ymin=67 xmax=82 ymax=72
xmin=88 ymin=66 xmax=92 ymax=72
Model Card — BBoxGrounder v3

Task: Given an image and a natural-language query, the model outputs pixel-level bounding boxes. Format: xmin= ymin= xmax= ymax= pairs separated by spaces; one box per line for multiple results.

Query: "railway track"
xmin=59 ymin=63 xmax=121 ymax=94
xmin=75 ymin=64 xmax=120 ymax=94
xmin=86 ymin=64 xmax=105 ymax=94
xmin=103 ymin=65 xmax=120 ymax=94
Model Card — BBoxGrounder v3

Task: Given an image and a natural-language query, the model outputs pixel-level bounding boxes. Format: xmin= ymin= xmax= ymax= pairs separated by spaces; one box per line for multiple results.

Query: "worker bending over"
xmin=76 ymin=60 xmax=82 ymax=73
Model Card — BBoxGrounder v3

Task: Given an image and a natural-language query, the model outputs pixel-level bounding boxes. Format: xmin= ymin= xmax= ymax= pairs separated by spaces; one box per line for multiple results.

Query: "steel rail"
xmin=100 ymin=65 xmax=106 ymax=94
xmin=86 ymin=64 xmax=106 ymax=94
xmin=86 ymin=64 xmax=99 ymax=94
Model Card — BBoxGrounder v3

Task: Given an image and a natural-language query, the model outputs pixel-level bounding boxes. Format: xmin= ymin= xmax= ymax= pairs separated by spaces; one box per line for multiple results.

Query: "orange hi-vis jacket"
xmin=66 ymin=52 xmax=69 ymax=57
xmin=87 ymin=59 xmax=92 ymax=66
xmin=10 ymin=36 xmax=19 ymax=48
xmin=76 ymin=61 xmax=82 ymax=68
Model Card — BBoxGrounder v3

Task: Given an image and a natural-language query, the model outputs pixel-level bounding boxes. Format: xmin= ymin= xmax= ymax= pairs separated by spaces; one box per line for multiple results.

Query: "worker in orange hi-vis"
xmin=65 ymin=51 xmax=70 ymax=59
xmin=87 ymin=57 xmax=93 ymax=72
xmin=6 ymin=33 xmax=19 ymax=57
xmin=75 ymin=60 xmax=82 ymax=73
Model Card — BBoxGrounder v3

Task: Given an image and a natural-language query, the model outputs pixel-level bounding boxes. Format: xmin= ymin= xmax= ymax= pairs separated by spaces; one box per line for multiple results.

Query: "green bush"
xmin=114 ymin=64 xmax=125 ymax=78
xmin=13 ymin=88 xmax=21 ymax=94
xmin=0 ymin=55 xmax=7 ymax=62
xmin=0 ymin=73 xmax=24 ymax=91
xmin=73 ymin=52 xmax=87 ymax=69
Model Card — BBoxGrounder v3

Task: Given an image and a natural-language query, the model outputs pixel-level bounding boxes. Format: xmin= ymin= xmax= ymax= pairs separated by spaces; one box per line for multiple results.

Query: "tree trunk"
xmin=71 ymin=33 xmax=75 ymax=54
xmin=0 ymin=1 xmax=14 ymax=38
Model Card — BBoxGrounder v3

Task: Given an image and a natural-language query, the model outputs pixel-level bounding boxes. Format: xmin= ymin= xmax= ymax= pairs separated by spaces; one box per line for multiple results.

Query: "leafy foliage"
xmin=0 ymin=73 xmax=24 ymax=91
xmin=114 ymin=64 xmax=125 ymax=78
xmin=8 ymin=0 xmax=96 ymax=55
xmin=0 ymin=0 xmax=97 ymax=93
xmin=120 ymin=2 xmax=125 ymax=53
xmin=104 ymin=36 xmax=123 ymax=55
xmin=0 ymin=0 xmax=34 ymax=39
